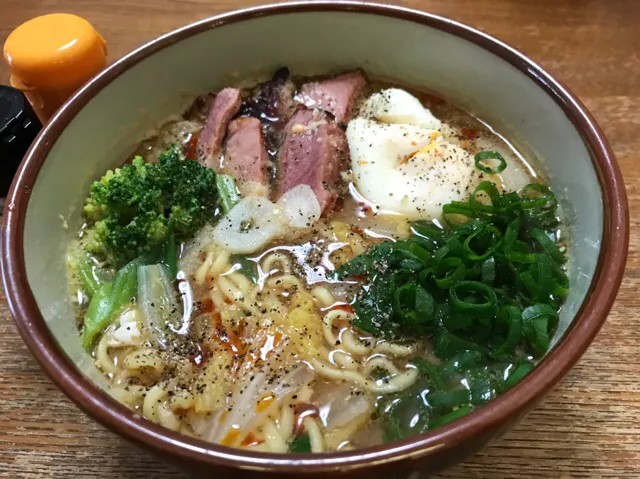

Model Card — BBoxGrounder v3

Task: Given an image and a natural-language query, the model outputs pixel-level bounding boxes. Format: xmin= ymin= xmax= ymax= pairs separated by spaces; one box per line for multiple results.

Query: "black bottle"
xmin=0 ymin=85 xmax=42 ymax=198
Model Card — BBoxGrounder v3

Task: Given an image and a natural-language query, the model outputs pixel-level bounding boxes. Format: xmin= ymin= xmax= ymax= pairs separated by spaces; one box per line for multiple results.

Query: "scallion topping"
xmin=474 ymin=151 xmax=507 ymax=174
xmin=337 ymin=180 xmax=568 ymax=436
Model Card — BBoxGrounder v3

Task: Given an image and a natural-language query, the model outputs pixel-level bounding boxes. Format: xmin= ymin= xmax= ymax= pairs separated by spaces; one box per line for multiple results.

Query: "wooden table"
xmin=1 ymin=0 xmax=639 ymax=477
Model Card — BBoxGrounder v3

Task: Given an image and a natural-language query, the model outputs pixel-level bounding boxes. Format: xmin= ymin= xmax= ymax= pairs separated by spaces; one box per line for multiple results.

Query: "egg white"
xmin=348 ymin=89 xmax=482 ymax=220
xmin=360 ymin=88 xmax=443 ymax=130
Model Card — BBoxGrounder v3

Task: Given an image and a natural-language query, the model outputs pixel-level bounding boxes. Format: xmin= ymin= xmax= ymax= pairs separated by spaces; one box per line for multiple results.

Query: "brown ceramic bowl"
xmin=1 ymin=2 xmax=628 ymax=477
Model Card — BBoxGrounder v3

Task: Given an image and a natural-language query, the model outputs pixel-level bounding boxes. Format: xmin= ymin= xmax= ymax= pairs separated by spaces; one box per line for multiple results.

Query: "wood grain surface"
xmin=1 ymin=0 xmax=639 ymax=477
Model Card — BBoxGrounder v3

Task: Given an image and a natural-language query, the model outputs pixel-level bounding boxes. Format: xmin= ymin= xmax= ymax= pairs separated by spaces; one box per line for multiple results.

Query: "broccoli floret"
xmin=82 ymin=146 xmax=217 ymax=267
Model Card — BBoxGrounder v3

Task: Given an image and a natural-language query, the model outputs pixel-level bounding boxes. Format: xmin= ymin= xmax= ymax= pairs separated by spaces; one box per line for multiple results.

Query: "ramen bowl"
xmin=1 ymin=2 xmax=628 ymax=477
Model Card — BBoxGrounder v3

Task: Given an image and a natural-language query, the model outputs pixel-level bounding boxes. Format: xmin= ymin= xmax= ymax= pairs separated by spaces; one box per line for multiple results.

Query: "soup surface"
xmin=67 ymin=68 xmax=568 ymax=453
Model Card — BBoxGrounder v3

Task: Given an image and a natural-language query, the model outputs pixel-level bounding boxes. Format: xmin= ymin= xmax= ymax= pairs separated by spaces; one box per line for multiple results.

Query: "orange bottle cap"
xmin=3 ymin=14 xmax=107 ymax=119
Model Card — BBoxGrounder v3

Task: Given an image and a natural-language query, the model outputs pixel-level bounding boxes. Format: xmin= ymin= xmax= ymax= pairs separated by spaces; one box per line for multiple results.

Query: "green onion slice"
xmin=530 ymin=228 xmax=566 ymax=264
xmin=449 ymin=280 xmax=498 ymax=318
xmin=434 ymin=257 xmax=466 ymax=289
xmin=393 ymin=283 xmax=436 ymax=332
xmin=481 ymin=257 xmax=496 ymax=285
xmin=522 ymin=303 xmax=559 ymax=352
xmin=521 ymin=184 xmax=557 ymax=210
xmin=474 ymin=151 xmax=507 ymax=174
xmin=494 ymin=305 xmax=523 ymax=355
xmin=463 ymin=223 xmax=502 ymax=261
xmin=430 ymin=405 xmax=475 ymax=429
xmin=504 ymin=361 xmax=535 ymax=390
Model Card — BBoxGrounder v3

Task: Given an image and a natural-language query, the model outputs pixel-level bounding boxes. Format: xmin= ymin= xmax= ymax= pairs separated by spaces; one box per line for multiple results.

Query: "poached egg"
xmin=347 ymin=88 xmax=486 ymax=220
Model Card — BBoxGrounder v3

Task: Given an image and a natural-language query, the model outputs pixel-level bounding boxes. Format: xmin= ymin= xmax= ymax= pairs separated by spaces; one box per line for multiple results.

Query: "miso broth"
xmin=67 ymin=68 xmax=567 ymax=453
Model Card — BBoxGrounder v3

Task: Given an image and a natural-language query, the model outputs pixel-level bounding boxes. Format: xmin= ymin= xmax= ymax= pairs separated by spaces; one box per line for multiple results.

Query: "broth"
xmin=67 ymin=68 xmax=567 ymax=453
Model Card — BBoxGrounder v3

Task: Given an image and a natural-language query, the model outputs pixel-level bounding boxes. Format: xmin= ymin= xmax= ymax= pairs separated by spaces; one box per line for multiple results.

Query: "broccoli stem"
xmin=161 ymin=235 xmax=178 ymax=279
xmin=216 ymin=174 xmax=240 ymax=213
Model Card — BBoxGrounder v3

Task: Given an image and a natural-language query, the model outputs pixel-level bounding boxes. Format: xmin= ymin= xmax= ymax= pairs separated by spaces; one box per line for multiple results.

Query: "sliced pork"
xmin=296 ymin=71 xmax=367 ymax=123
xmin=183 ymin=92 xmax=215 ymax=123
xmin=277 ymin=108 xmax=348 ymax=212
xmin=196 ymin=88 xmax=242 ymax=170
xmin=223 ymin=117 xmax=269 ymax=196
xmin=239 ymin=67 xmax=297 ymax=154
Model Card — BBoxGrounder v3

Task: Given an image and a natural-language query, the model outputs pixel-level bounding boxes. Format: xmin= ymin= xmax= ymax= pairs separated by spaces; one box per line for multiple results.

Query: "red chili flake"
xmin=200 ymin=298 xmax=214 ymax=314
xmin=348 ymin=274 xmax=367 ymax=281
xmin=184 ymin=133 xmax=200 ymax=160
xmin=241 ymin=432 xmax=262 ymax=447
xmin=351 ymin=224 xmax=365 ymax=236
xmin=292 ymin=403 xmax=320 ymax=434
xmin=357 ymin=203 xmax=372 ymax=217
xmin=421 ymin=93 xmax=445 ymax=107
xmin=190 ymin=343 xmax=212 ymax=367
xmin=331 ymin=303 xmax=355 ymax=314
xmin=460 ymin=128 xmax=479 ymax=140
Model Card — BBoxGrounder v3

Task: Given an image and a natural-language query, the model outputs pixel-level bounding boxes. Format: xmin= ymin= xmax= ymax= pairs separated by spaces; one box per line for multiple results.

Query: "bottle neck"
xmin=10 ymin=74 xmax=79 ymax=123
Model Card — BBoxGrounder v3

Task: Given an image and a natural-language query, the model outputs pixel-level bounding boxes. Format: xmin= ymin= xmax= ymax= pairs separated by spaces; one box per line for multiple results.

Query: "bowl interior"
xmin=21 ymin=10 xmax=601 ymax=405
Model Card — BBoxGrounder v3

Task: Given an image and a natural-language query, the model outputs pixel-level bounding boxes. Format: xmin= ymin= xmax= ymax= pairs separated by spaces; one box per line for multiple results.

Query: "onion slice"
xmin=212 ymin=186 xmax=322 ymax=255
xmin=137 ymin=264 xmax=182 ymax=348
xmin=213 ymin=197 xmax=286 ymax=254
xmin=108 ymin=307 xmax=142 ymax=347
xmin=314 ymin=383 xmax=372 ymax=430
xmin=277 ymin=184 xmax=322 ymax=228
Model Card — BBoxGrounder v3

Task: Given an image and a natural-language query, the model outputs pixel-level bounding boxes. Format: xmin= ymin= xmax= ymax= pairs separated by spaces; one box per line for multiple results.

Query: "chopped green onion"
xmin=551 ymin=263 xmax=570 ymax=301
xmin=434 ymin=237 xmax=463 ymax=264
xmin=470 ymin=181 xmax=500 ymax=212
xmin=429 ymin=405 xmax=475 ymax=429
xmin=289 ymin=434 xmax=312 ymax=453
xmin=530 ymin=228 xmax=566 ymax=264
xmin=411 ymin=222 xmax=446 ymax=250
xmin=505 ymin=240 xmax=536 ymax=264
xmin=442 ymin=202 xmax=479 ymax=225
xmin=393 ymin=284 xmax=436 ymax=332
xmin=504 ymin=361 xmax=535 ymax=389
xmin=434 ymin=257 xmax=466 ymax=289
xmin=449 ymin=281 xmax=498 ymax=318
xmin=429 ymin=388 xmax=472 ymax=408
xmin=522 ymin=303 xmax=559 ymax=352
xmin=434 ymin=331 xmax=491 ymax=359
xmin=495 ymin=191 xmax=522 ymax=213
xmin=503 ymin=217 xmax=521 ymax=248
xmin=519 ymin=254 xmax=554 ymax=303
xmin=462 ymin=223 xmax=502 ymax=261
xmin=521 ymin=184 xmax=556 ymax=210
xmin=481 ymin=257 xmax=496 ymax=285
xmin=494 ymin=305 xmax=523 ymax=355
xmin=474 ymin=151 xmax=507 ymax=174
xmin=411 ymin=357 xmax=447 ymax=390
xmin=393 ymin=241 xmax=431 ymax=270
xmin=335 ymin=178 xmax=568 ymax=437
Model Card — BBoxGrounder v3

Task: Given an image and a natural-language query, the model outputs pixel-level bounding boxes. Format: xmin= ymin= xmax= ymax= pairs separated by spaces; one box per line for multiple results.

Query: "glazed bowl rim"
xmin=1 ymin=1 xmax=628 ymax=473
